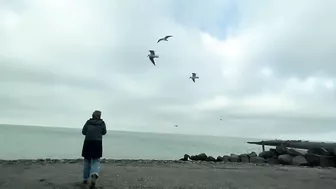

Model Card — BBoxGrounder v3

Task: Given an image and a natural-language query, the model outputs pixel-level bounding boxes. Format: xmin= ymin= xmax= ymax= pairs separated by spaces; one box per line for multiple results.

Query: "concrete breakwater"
xmin=180 ymin=146 xmax=336 ymax=168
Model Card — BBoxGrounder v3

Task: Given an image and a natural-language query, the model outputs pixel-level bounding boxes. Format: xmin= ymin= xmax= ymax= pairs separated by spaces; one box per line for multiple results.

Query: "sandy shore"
xmin=0 ymin=159 xmax=336 ymax=189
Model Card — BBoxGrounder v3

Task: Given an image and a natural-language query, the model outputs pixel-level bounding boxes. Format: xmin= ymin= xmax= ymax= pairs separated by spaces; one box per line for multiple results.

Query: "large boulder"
xmin=229 ymin=153 xmax=240 ymax=162
xmin=266 ymin=158 xmax=280 ymax=165
xmin=197 ymin=153 xmax=208 ymax=161
xmin=319 ymin=156 xmax=336 ymax=167
xmin=216 ymin=156 xmax=223 ymax=162
xmin=206 ymin=156 xmax=216 ymax=162
xmin=248 ymin=152 xmax=257 ymax=158
xmin=275 ymin=146 xmax=288 ymax=155
xmin=331 ymin=148 xmax=336 ymax=156
xmin=287 ymin=148 xmax=307 ymax=156
xmin=190 ymin=153 xmax=207 ymax=161
xmin=278 ymin=154 xmax=293 ymax=165
xmin=189 ymin=155 xmax=197 ymax=161
xmin=307 ymin=148 xmax=330 ymax=156
xmin=239 ymin=154 xmax=250 ymax=163
xmin=306 ymin=153 xmax=336 ymax=167
xmin=222 ymin=155 xmax=230 ymax=162
xmin=259 ymin=150 xmax=276 ymax=159
xmin=180 ymin=154 xmax=190 ymax=161
xmin=305 ymin=153 xmax=320 ymax=166
xmin=250 ymin=156 xmax=266 ymax=163
xmin=292 ymin=155 xmax=308 ymax=166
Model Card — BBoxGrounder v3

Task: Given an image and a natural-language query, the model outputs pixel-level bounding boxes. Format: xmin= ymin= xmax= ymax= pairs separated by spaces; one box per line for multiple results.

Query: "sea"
xmin=0 ymin=124 xmax=263 ymax=160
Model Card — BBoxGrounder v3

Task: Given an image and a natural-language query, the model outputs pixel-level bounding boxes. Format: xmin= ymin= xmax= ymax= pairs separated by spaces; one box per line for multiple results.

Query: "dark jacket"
xmin=81 ymin=118 xmax=107 ymax=159
xmin=82 ymin=118 xmax=107 ymax=141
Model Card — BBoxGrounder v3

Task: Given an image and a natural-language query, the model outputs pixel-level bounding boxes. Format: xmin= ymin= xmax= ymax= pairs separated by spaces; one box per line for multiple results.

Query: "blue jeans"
xmin=83 ymin=158 xmax=100 ymax=181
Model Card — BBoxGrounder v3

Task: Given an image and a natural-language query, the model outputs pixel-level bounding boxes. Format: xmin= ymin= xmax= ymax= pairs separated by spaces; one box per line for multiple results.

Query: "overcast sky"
xmin=1 ymin=0 xmax=336 ymax=140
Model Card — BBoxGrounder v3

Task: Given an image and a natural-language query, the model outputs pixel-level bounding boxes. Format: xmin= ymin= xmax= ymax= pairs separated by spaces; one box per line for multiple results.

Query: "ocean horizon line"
xmin=0 ymin=123 xmax=264 ymax=141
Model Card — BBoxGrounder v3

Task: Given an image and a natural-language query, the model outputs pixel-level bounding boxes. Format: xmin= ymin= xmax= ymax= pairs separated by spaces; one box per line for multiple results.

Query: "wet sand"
xmin=0 ymin=160 xmax=335 ymax=189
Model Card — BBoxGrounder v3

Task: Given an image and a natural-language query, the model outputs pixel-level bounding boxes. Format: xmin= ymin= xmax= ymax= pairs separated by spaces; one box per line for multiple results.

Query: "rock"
xmin=216 ymin=156 xmax=223 ymax=162
xmin=278 ymin=154 xmax=293 ymax=165
xmin=190 ymin=155 xmax=197 ymax=161
xmin=319 ymin=156 xmax=336 ymax=167
xmin=197 ymin=153 xmax=207 ymax=161
xmin=222 ymin=155 xmax=230 ymax=162
xmin=69 ymin=160 xmax=77 ymax=163
xmin=190 ymin=153 xmax=207 ymax=161
xmin=239 ymin=154 xmax=250 ymax=163
xmin=305 ymin=153 xmax=320 ymax=166
xmin=292 ymin=155 xmax=308 ymax=166
xmin=331 ymin=148 xmax=336 ymax=156
xmin=248 ymin=152 xmax=257 ymax=158
xmin=307 ymin=148 xmax=330 ymax=156
xmin=258 ymin=150 xmax=276 ymax=159
xmin=229 ymin=154 xmax=239 ymax=162
xmin=287 ymin=148 xmax=307 ymax=156
xmin=250 ymin=157 xmax=266 ymax=163
xmin=307 ymin=154 xmax=336 ymax=167
xmin=206 ymin=156 xmax=216 ymax=162
xmin=266 ymin=158 xmax=279 ymax=165
xmin=180 ymin=154 xmax=190 ymax=161
xmin=275 ymin=146 xmax=288 ymax=155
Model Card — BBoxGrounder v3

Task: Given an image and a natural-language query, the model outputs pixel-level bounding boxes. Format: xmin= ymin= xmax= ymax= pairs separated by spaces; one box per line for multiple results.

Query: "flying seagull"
xmin=157 ymin=35 xmax=173 ymax=43
xmin=147 ymin=50 xmax=159 ymax=66
xmin=174 ymin=125 xmax=178 ymax=127
xmin=189 ymin=73 xmax=199 ymax=83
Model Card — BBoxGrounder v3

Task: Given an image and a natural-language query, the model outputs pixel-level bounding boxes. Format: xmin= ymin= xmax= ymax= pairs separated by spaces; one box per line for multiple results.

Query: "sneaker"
xmin=90 ymin=174 xmax=98 ymax=189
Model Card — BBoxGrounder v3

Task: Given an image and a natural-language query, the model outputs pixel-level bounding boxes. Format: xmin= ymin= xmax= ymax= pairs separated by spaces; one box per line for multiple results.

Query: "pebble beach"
xmin=1 ymin=159 xmax=336 ymax=189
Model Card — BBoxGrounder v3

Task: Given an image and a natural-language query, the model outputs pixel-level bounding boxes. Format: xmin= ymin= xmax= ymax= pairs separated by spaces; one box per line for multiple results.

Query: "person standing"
xmin=81 ymin=110 xmax=107 ymax=188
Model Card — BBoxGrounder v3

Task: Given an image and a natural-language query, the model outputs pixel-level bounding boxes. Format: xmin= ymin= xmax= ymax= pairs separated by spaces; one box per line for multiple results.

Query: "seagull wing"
xmin=157 ymin=38 xmax=163 ymax=43
xmin=149 ymin=57 xmax=156 ymax=66
xmin=149 ymin=50 xmax=155 ymax=55
xmin=192 ymin=78 xmax=195 ymax=82
xmin=165 ymin=35 xmax=173 ymax=40
xmin=192 ymin=73 xmax=196 ymax=77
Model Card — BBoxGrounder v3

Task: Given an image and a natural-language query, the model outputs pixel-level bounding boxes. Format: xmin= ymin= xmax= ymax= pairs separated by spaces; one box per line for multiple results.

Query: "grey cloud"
xmin=0 ymin=0 xmax=336 ymax=139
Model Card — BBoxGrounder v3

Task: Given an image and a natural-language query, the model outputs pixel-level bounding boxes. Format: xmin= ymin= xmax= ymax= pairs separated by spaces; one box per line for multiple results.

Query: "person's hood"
xmin=87 ymin=118 xmax=104 ymax=125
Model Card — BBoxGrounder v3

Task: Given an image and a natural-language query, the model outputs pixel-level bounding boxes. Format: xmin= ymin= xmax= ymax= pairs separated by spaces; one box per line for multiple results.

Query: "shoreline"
xmin=0 ymin=158 xmax=334 ymax=169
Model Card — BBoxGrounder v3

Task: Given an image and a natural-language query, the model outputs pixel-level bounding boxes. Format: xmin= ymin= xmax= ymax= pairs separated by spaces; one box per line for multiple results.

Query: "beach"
xmin=1 ymin=159 xmax=335 ymax=189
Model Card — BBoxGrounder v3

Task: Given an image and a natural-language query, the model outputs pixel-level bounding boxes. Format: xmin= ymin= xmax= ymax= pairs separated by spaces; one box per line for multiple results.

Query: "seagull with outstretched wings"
xmin=157 ymin=35 xmax=173 ymax=43
xmin=147 ymin=50 xmax=159 ymax=66
xmin=189 ymin=73 xmax=199 ymax=83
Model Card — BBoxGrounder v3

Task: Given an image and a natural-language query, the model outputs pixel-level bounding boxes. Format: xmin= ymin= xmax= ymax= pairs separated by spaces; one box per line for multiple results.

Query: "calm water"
xmin=0 ymin=124 xmax=262 ymax=160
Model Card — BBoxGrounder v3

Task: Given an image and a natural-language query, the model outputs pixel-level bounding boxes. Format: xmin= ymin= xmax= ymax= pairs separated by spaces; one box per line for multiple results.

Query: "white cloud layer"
xmin=1 ymin=0 xmax=336 ymax=140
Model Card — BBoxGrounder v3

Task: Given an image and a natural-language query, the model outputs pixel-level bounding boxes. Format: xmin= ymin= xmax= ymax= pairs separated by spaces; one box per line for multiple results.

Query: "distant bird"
xmin=157 ymin=35 xmax=173 ymax=43
xmin=220 ymin=119 xmax=223 ymax=121
xmin=189 ymin=73 xmax=199 ymax=83
xmin=147 ymin=50 xmax=159 ymax=66
xmin=174 ymin=125 xmax=178 ymax=127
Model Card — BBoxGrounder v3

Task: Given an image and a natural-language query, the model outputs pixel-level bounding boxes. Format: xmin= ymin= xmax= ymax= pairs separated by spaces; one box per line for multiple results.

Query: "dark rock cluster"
xmin=180 ymin=146 xmax=336 ymax=168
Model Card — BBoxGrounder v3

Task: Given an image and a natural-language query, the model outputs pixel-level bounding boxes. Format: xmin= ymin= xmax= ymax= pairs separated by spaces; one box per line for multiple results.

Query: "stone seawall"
xmin=180 ymin=146 xmax=336 ymax=168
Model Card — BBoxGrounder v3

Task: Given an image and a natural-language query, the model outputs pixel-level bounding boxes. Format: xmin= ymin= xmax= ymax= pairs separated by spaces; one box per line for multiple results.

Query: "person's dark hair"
xmin=92 ymin=110 xmax=102 ymax=120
